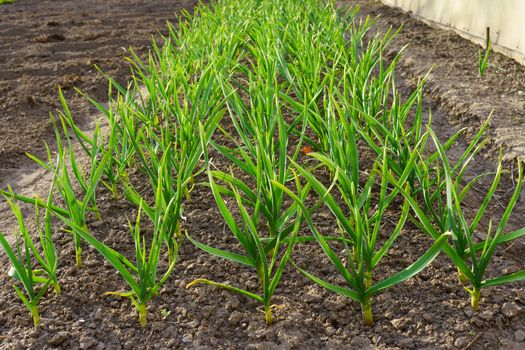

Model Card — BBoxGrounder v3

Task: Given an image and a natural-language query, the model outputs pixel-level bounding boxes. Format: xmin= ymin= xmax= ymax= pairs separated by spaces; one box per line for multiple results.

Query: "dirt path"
xmin=0 ymin=0 xmax=200 ymax=187
xmin=0 ymin=0 xmax=201 ymax=239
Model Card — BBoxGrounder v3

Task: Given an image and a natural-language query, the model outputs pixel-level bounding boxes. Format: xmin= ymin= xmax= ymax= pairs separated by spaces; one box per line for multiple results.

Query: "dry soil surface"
xmin=0 ymin=1 xmax=524 ymax=349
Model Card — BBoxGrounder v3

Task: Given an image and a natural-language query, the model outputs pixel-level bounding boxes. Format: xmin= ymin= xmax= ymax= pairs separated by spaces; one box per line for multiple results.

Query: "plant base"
xmin=138 ymin=304 xmax=147 ymax=327
xmin=30 ymin=305 xmax=40 ymax=327
xmin=53 ymin=281 xmax=61 ymax=295
xmin=361 ymin=299 xmax=373 ymax=326
xmin=75 ymin=246 xmax=83 ymax=268
xmin=470 ymin=288 xmax=481 ymax=310
xmin=264 ymin=304 xmax=272 ymax=326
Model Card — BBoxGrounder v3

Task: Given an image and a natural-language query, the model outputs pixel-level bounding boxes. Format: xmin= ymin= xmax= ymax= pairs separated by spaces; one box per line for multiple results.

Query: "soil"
xmin=0 ymin=0 xmax=204 ymax=235
xmin=0 ymin=0 xmax=525 ymax=349
xmin=0 ymin=0 xmax=200 ymax=185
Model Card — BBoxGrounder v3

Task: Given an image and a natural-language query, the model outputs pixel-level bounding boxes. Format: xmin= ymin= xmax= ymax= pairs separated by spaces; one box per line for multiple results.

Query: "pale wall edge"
xmin=380 ymin=0 xmax=525 ymax=65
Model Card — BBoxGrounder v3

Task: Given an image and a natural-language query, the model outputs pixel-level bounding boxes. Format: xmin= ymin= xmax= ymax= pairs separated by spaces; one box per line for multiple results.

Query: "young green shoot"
xmin=34 ymin=116 xmax=111 ymax=267
xmin=478 ymin=36 xmax=491 ymax=77
xmin=56 ymin=156 xmax=178 ymax=327
xmin=187 ymin=123 xmax=309 ymax=325
xmin=277 ymin=148 xmax=449 ymax=326
xmin=0 ymin=186 xmax=60 ymax=327
xmin=387 ymin=127 xmax=525 ymax=309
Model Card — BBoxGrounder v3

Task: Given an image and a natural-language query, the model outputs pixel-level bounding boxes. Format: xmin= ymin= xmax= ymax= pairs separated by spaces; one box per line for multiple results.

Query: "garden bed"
xmin=0 ymin=1 xmax=524 ymax=349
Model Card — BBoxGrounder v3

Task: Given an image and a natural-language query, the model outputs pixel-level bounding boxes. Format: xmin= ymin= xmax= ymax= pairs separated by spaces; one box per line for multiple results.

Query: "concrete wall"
xmin=381 ymin=0 xmax=525 ymax=64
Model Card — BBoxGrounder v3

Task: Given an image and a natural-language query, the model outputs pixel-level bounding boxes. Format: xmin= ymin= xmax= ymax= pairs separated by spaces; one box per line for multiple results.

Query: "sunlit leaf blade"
xmin=482 ymin=269 xmax=525 ymax=288
xmin=365 ymin=233 xmax=449 ymax=298
xmin=187 ymin=278 xmax=264 ymax=303
xmin=186 ymin=234 xmax=255 ymax=268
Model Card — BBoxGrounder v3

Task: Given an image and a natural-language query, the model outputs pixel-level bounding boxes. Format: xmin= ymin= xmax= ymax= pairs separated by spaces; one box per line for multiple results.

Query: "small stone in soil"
xmin=501 ymin=302 xmax=522 ymax=318
xmin=325 ymin=327 xmax=336 ymax=336
xmin=445 ymin=336 xmax=455 ymax=346
xmin=186 ymin=319 xmax=200 ymax=328
xmin=93 ymin=308 xmax=103 ymax=321
xmin=372 ymin=335 xmax=382 ymax=344
xmin=47 ymin=332 xmax=69 ymax=346
xmin=480 ymin=310 xmax=494 ymax=321
xmin=514 ymin=330 xmax=525 ymax=342
xmin=181 ymin=333 xmax=193 ymax=343
xmin=79 ymin=336 xmax=98 ymax=349
xmin=28 ymin=328 xmax=41 ymax=338
xmin=391 ymin=318 xmax=408 ymax=330
xmin=422 ymin=313 xmax=433 ymax=322
xmin=123 ymin=340 xmax=135 ymax=350
xmin=228 ymin=311 xmax=243 ymax=325
xmin=454 ymin=336 xmax=470 ymax=348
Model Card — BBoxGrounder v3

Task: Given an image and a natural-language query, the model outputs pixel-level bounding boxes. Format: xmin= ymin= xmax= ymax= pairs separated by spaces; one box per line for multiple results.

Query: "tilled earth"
xmin=0 ymin=0 xmax=200 ymax=184
xmin=0 ymin=0 xmax=201 ymax=256
xmin=1 ymin=1 xmax=525 ymax=349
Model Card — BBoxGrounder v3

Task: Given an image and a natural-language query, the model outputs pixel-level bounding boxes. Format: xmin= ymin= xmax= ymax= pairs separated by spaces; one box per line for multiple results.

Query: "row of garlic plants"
xmin=1 ymin=0 xmax=524 ymax=328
